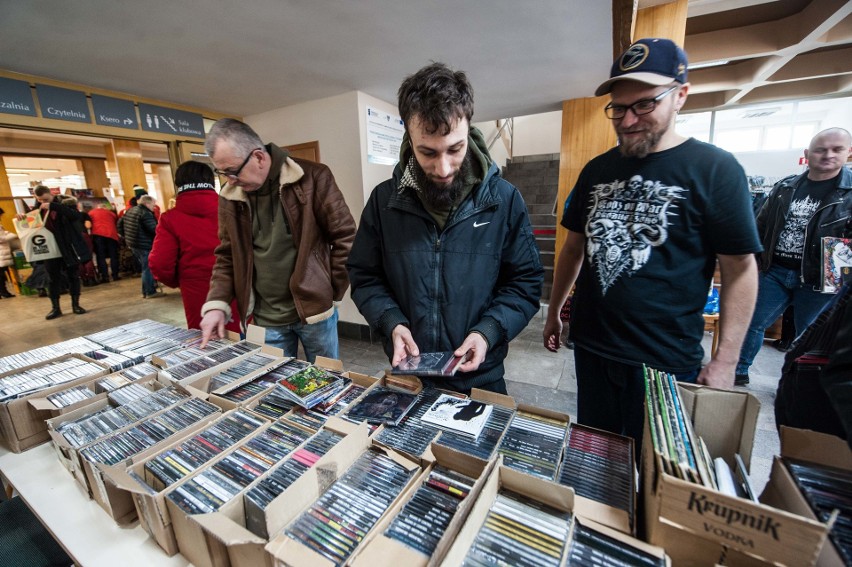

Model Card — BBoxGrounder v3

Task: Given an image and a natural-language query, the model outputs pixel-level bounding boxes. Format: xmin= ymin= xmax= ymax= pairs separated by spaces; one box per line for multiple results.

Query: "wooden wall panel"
xmin=555 ymin=98 xmax=618 ymax=262
xmin=634 ymin=0 xmax=688 ymax=44
xmin=0 ymin=157 xmax=14 ymax=233
xmin=79 ymin=158 xmax=109 ymax=198
xmin=107 ymin=139 xmax=146 ymax=204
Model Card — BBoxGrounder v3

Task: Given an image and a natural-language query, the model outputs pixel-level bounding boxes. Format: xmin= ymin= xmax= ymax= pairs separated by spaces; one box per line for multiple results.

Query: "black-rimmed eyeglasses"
xmin=604 ymin=86 xmax=678 ymax=120
xmin=214 ymin=148 xmax=261 ymax=179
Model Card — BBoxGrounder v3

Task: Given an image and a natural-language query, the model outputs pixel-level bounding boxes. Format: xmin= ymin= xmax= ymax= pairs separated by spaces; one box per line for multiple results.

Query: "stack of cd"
xmin=143 ymin=410 xmax=265 ymax=490
xmin=80 ymin=397 xmax=220 ymax=466
xmin=0 ymin=357 xmax=107 ymax=402
xmin=374 ymin=388 xmax=444 ymax=457
xmin=55 ymin=387 xmax=190 ymax=448
xmin=212 ymin=356 xmax=294 ymax=401
xmin=245 ymin=428 xmax=343 ymax=537
xmin=784 ymin=458 xmax=852 ymax=565
xmin=463 ymin=490 xmax=572 ymax=567
xmin=95 ymin=362 xmax=160 ymax=393
xmin=567 ymin=522 xmax=665 ymax=566
xmin=557 ymin=424 xmax=635 ymax=530
xmin=435 ymin=403 xmax=514 ymax=460
xmin=498 ymin=411 xmax=568 ymax=481
xmin=0 ymin=337 xmax=101 ymax=375
xmin=284 ymin=448 xmax=415 ymax=564
xmin=167 ymin=420 xmax=310 ymax=514
xmin=276 ymin=365 xmax=348 ymax=409
xmin=47 ymin=385 xmax=96 ymax=408
xmin=384 ymin=465 xmax=475 ymax=555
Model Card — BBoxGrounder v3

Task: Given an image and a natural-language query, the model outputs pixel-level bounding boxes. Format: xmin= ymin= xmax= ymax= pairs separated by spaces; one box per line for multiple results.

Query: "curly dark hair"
xmin=397 ymin=62 xmax=474 ymax=136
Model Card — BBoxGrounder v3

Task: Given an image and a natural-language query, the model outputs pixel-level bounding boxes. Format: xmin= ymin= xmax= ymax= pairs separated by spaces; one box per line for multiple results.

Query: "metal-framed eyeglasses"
xmin=214 ymin=148 xmax=262 ymax=179
xmin=604 ymin=86 xmax=678 ymax=120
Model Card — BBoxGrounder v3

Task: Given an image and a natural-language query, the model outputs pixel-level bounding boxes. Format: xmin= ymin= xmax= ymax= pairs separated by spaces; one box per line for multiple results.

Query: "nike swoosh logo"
xmin=473 ymin=221 xmax=490 ymax=228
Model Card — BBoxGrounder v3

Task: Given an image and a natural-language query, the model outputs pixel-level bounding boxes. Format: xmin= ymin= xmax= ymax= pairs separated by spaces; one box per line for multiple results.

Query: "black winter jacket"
xmin=119 ymin=205 xmax=157 ymax=251
xmin=347 ymin=161 xmax=543 ymax=392
xmin=44 ymin=202 xmax=92 ymax=267
xmin=756 ymin=167 xmax=852 ymax=287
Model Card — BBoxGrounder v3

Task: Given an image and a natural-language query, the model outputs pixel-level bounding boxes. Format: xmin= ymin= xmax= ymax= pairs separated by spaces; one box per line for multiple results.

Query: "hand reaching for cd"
xmin=454 ymin=333 xmax=487 ymax=373
xmin=391 ymin=324 xmax=420 ymax=367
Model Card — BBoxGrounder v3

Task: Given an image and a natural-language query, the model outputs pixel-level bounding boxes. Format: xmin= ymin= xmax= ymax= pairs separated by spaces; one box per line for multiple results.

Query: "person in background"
xmin=30 ymin=186 xmax=91 ymax=319
xmin=347 ymin=62 xmax=543 ymax=395
xmin=149 ymin=161 xmax=240 ymax=333
xmin=543 ymin=38 xmax=761 ymax=450
xmin=736 ymin=127 xmax=852 ymax=385
xmin=199 ymin=119 xmax=356 ymax=362
xmin=69 ymin=199 xmax=98 ymax=287
xmin=88 ymin=201 xmax=121 ymax=283
xmin=0 ymin=207 xmax=17 ymax=298
xmin=118 ymin=194 xmax=161 ymax=299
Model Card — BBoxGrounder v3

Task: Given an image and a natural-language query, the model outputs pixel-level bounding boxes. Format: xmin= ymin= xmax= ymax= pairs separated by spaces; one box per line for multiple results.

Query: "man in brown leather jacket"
xmin=199 ymin=119 xmax=356 ymax=362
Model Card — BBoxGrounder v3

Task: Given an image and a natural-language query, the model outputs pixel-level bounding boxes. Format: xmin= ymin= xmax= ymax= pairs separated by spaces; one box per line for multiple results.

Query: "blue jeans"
xmin=263 ymin=307 xmax=339 ymax=363
xmin=131 ymin=248 xmax=156 ymax=296
xmin=575 ymin=346 xmax=698 ymax=459
xmin=736 ymin=265 xmax=835 ymax=375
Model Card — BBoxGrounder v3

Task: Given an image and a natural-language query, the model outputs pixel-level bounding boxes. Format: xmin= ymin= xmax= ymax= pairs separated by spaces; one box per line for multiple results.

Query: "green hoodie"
xmin=397 ymin=125 xmax=492 ymax=230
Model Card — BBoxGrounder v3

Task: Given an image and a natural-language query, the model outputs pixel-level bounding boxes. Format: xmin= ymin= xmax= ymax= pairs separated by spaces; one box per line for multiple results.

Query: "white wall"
xmin=732 ymin=149 xmax=807 ymax=184
xmin=512 ymin=111 xmax=562 ymax=157
xmin=244 ymin=91 xmax=367 ymax=325
xmin=356 ymin=92 xmax=397 ymax=206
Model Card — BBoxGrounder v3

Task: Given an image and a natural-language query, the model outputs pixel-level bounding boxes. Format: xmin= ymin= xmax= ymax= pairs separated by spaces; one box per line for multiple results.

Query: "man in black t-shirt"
xmin=543 ymin=38 xmax=761 ymax=448
xmin=736 ymin=128 xmax=852 ymax=385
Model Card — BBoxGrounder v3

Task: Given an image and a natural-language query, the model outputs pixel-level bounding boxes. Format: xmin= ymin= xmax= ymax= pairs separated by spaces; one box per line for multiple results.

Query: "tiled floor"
xmin=0 ymin=277 xmax=785 ymax=492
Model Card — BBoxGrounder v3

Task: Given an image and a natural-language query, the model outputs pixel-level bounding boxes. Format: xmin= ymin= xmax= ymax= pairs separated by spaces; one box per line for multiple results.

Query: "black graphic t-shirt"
xmin=562 ymin=138 xmax=762 ymax=371
xmin=772 ymin=177 xmax=837 ymax=270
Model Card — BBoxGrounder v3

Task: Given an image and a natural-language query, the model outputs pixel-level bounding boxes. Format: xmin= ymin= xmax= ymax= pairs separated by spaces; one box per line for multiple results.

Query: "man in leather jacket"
xmin=736 ymin=128 xmax=852 ymax=385
xmin=199 ymin=119 xmax=356 ymax=363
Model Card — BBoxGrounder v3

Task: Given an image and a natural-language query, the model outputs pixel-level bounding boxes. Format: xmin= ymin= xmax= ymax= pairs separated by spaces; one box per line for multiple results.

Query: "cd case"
xmin=346 ymin=386 xmax=419 ymax=425
xmin=391 ymin=351 xmax=466 ymax=377
xmin=420 ymin=394 xmax=493 ymax=438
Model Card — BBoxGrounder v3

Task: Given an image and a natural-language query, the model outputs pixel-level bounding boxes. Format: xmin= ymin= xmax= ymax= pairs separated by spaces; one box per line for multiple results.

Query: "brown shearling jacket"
xmin=202 ymin=148 xmax=356 ymax=330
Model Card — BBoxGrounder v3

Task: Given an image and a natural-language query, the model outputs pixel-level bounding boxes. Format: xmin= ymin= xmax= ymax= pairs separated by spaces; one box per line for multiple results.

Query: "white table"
xmin=0 ymin=444 xmax=191 ymax=567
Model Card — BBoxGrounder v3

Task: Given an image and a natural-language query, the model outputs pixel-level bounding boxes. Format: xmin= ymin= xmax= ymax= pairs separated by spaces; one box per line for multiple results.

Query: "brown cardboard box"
xmin=265 ymin=436 xmax=425 ymax=567
xmin=760 ymin=427 xmax=852 ymax=567
xmin=45 ymin=377 xmax=162 ymax=480
xmin=0 ymin=354 xmax=110 ymax=452
xmin=176 ymin=418 xmax=366 ymax=567
xmin=642 ymin=384 xmax=829 ymax=567
xmin=348 ymin=443 xmax=496 ymax=567
xmin=99 ymin=408 xmax=271 ymax=556
xmin=439 ymin=462 xmax=638 ymax=566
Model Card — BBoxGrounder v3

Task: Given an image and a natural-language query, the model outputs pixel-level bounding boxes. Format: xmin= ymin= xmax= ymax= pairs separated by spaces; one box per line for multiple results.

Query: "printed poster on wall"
xmin=366 ymin=106 xmax=404 ymax=165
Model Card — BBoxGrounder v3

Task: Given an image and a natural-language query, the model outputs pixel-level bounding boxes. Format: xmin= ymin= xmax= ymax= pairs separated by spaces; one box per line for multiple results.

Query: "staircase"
xmin=501 ymin=153 xmax=560 ymax=302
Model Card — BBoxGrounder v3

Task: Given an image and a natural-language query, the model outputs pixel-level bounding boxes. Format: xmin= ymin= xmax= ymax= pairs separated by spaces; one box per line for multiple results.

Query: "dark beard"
xmin=617 ymin=124 xmax=668 ymax=159
xmin=413 ymin=152 xmax=473 ymax=210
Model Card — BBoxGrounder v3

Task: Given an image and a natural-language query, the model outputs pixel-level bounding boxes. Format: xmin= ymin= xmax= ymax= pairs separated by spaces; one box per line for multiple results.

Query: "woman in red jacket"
xmin=149 ymin=161 xmax=240 ymax=332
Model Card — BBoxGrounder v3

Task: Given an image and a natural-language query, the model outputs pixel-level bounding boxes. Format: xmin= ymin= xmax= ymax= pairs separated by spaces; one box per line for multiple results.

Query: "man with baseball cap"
xmin=543 ymin=38 xmax=761 ymax=449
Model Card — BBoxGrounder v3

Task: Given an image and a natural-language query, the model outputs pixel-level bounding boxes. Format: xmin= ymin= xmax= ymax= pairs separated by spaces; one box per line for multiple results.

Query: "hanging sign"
xmin=91 ymin=94 xmax=138 ymax=129
xmin=138 ymin=103 xmax=204 ymax=138
xmin=36 ymin=84 xmax=91 ymax=123
xmin=0 ymin=77 xmax=37 ymax=117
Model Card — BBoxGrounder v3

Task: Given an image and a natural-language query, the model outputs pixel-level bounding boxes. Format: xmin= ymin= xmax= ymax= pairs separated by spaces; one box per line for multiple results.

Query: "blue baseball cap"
xmin=595 ymin=38 xmax=688 ymax=96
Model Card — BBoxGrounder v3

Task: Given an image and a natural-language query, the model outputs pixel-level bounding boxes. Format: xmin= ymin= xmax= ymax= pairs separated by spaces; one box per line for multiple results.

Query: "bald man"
xmin=736 ymin=127 xmax=852 ymax=385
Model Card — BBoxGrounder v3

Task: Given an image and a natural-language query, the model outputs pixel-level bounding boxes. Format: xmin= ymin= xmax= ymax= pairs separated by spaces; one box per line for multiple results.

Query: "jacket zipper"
xmin=431 ymin=235 xmax=441 ymax=349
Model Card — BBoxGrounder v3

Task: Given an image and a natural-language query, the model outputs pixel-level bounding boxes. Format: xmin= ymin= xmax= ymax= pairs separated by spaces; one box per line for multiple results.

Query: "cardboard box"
xmin=172 ymin=417 xmax=366 ymax=567
xmin=642 ymin=384 xmax=830 ymax=567
xmin=760 ymin=428 xmax=852 ymax=567
xmin=348 ymin=443 xmax=496 ymax=567
xmin=44 ymin=376 xmax=162 ymax=477
xmin=265 ymin=436 xmax=425 ymax=567
xmin=0 ymin=354 xmax=110 ymax=452
xmin=99 ymin=408 xmax=271 ymax=556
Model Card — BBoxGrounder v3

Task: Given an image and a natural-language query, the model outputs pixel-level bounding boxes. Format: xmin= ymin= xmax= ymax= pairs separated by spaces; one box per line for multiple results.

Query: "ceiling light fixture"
xmin=688 ymin=60 xmax=729 ymax=70
xmin=741 ymin=107 xmax=782 ymax=119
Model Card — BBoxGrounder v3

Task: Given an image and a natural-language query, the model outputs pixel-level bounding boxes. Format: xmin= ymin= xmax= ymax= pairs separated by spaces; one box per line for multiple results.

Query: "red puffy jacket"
xmin=149 ymin=190 xmax=240 ymax=332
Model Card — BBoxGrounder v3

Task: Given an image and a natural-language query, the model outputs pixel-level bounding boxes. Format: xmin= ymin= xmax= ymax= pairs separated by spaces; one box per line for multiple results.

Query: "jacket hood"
xmin=218 ymin=143 xmax=304 ymax=203
xmin=173 ymin=188 xmax=220 ymax=218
